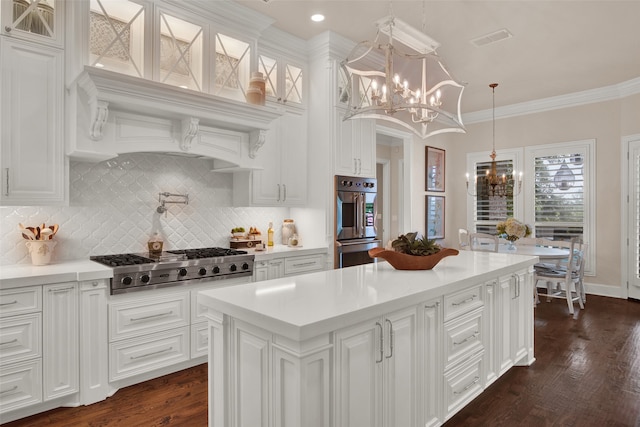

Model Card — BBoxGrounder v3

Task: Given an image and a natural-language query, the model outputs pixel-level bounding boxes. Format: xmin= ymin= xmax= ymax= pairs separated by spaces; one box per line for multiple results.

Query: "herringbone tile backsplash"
xmin=0 ymin=153 xmax=289 ymax=265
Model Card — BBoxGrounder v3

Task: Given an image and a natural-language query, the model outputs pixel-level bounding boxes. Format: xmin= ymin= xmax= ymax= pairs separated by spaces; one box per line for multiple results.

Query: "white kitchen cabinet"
xmin=78 ymin=280 xmax=108 ymax=405
xmin=334 ymin=305 xmax=419 ymax=427
xmin=0 ymin=37 xmax=66 ymax=205
xmin=107 ymin=290 xmax=191 ymax=382
xmin=0 ymin=286 xmax=44 ymax=416
xmin=422 ymin=298 xmax=443 ymax=427
xmin=1 ymin=0 xmax=65 ymax=48
xmin=42 ymin=282 xmax=78 ymax=400
xmin=334 ymin=107 xmax=376 ymax=177
xmin=254 ymin=258 xmax=285 ymax=282
xmin=235 ymin=111 xmax=307 ymax=207
xmin=254 ymin=253 xmax=326 ymax=282
xmin=442 ymin=285 xmax=485 ymax=422
xmin=492 ymin=269 xmax=532 ymax=381
xmin=259 ymin=50 xmax=305 ymax=109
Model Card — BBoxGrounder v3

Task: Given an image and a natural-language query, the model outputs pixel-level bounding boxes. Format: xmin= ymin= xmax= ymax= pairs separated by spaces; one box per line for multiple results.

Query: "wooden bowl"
xmin=368 ymin=247 xmax=459 ymax=270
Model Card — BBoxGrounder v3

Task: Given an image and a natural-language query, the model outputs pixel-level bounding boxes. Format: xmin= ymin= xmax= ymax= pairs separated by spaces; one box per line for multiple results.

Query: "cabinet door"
xmin=334 ymin=108 xmax=376 ymax=177
xmin=383 ymin=306 xmax=419 ymax=427
xmin=250 ymin=121 xmax=281 ymax=205
xmin=254 ymin=261 xmax=269 ymax=282
xmin=0 ymin=38 xmax=65 ymax=205
xmin=356 ymin=118 xmax=376 ymax=178
xmin=43 ymin=282 xmax=78 ymax=400
xmin=230 ymin=320 xmax=271 ymax=427
xmin=279 ymin=111 xmax=307 ymax=206
xmin=268 ymin=259 xmax=285 ymax=280
xmin=1 ymin=0 xmax=65 ymax=47
xmin=334 ymin=109 xmax=358 ymax=176
xmin=497 ymin=275 xmax=513 ymax=375
xmin=510 ymin=272 xmax=528 ymax=364
xmin=334 ymin=319 xmax=382 ymax=427
xmin=422 ymin=299 xmax=442 ymax=427
xmin=79 ymin=280 xmax=108 ymax=405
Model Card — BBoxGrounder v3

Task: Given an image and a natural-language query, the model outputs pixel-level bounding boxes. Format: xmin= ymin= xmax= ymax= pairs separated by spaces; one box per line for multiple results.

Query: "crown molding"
xmin=463 ymin=77 xmax=640 ymax=124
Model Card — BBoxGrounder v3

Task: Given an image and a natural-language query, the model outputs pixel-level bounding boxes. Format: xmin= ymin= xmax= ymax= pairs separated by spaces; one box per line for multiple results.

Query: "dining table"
xmin=498 ymin=244 xmax=570 ymax=261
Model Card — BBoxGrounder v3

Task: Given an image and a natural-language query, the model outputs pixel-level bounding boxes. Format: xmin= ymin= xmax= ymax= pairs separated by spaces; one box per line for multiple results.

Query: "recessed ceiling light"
xmin=311 ymin=14 xmax=325 ymax=22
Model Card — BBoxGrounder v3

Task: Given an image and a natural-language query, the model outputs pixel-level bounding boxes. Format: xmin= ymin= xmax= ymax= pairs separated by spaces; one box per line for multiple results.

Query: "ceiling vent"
xmin=471 ymin=29 xmax=513 ymax=47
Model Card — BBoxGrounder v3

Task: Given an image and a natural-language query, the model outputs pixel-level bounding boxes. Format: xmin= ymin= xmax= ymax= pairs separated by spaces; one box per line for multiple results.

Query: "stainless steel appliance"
xmin=335 ymin=175 xmax=381 ymax=268
xmin=90 ymin=247 xmax=254 ymax=294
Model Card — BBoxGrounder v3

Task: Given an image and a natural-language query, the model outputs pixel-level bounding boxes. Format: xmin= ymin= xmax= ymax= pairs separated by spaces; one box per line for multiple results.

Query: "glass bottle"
xmin=267 ymin=222 xmax=274 ymax=246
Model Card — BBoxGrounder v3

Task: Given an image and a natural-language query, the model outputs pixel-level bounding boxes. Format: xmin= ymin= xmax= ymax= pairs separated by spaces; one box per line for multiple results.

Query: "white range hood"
xmin=67 ymin=66 xmax=283 ymax=170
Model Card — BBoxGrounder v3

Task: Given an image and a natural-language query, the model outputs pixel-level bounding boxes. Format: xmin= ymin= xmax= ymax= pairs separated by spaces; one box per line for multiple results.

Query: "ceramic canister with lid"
xmin=282 ymin=219 xmax=296 ymax=245
xmin=248 ymin=71 xmax=266 ymax=105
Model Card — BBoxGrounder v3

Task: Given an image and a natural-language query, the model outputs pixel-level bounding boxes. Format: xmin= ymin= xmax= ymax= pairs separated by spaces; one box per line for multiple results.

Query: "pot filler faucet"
xmin=156 ymin=192 xmax=189 ymax=216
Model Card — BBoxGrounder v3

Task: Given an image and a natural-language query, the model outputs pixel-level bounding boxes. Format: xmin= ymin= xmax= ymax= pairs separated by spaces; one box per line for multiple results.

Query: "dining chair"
xmin=458 ymin=228 xmax=470 ymax=250
xmin=533 ymin=237 xmax=586 ymax=315
xmin=469 ymin=233 xmax=499 ymax=252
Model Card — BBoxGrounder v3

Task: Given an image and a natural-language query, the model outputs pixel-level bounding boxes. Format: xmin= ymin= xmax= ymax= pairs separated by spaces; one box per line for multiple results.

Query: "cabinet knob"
xmin=4 ymin=26 xmax=12 ymax=33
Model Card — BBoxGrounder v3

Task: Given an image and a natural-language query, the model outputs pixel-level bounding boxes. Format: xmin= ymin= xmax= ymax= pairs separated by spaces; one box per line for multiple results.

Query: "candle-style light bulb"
xmin=394 ymin=74 xmax=400 ymax=85
xmin=372 ymin=80 xmax=378 ymax=91
xmin=436 ymin=89 xmax=441 ymax=100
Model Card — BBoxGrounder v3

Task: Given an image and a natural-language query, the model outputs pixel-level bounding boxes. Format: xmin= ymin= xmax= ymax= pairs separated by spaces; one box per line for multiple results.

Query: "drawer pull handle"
xmin=0 ymin=339 xmax=18 ymax=346
xmin=48 ymin=286 xmax=75 ymax=292
xmin=0 ymin=300 xmax=17 ymax=307
xmin=130 ymin=311 xmax=173 ymax=322
xmin=291 ymin=261 xmax=316 ymax=268
xmin=425 ymin=301 xmax=440 ymax=309
xmin=0 ymin=385 xmax=18 ymax=395
xmin=454 ymin=376 xmax=480 ymax=395
xmin=130 ymin=346 xmax=173 ymax=360
xmin=451 ymin=295 xmax=477 ymax=306
xmin=453 ymin=332 xmax=479 ymax=346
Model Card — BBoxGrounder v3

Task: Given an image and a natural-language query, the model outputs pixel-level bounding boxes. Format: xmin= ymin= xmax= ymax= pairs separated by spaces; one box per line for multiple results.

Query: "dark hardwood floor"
xmin=3 ymin=294 xmax=639 ymax=427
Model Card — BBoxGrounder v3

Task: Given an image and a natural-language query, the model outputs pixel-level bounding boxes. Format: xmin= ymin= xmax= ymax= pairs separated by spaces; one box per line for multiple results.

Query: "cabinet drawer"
xmin=0 ymin=313 xmax=41 ymax=364
xmin=191 ymin=322 xmax=208 ymax=359
xmin=444 ymin=351 xmax=484 ymax=420
xmin=0 ymin=287 xmax=41 ymax=318
xmin=0 ymin=359 xmax=42 ymax=413
xmin=109 ymin=293 xmax=189 ymax=341
xmin=109 ymin=327 xmax=190 ymax=381
xmin=444 ymin=286 xmax=483 ymax=321
xmin=284 ymin=254 xmax=325 ymax=276
xmin=444 ymin=309 xmax=483 ymax=371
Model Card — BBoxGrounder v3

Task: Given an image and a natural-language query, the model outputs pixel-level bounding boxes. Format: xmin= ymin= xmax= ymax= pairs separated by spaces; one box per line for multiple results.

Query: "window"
xmin=466 ymin=149 xmax=523 ymax=234
xmin=524 ymin=140 xmax=595 ymax=275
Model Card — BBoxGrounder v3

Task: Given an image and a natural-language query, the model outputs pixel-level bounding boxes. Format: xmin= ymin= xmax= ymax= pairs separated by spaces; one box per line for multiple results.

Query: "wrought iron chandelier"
xmin=466 ymin=83 xmax=522 ymax=198
xmin=340 ymin=12 xmax=465 ymax=139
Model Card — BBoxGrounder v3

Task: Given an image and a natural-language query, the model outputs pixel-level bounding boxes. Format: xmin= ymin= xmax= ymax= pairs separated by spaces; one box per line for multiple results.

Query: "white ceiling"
xmin=235 ymin=0 xmax=640 ymax=113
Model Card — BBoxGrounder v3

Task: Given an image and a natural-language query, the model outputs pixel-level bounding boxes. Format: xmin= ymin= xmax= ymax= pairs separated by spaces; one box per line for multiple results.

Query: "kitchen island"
xmin=198 ymin=250 xmax=538 ymax=427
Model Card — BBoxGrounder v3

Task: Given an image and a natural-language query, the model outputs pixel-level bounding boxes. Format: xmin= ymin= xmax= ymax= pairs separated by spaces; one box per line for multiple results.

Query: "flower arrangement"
xmin=496 ymin=218 xmax=531 ymax=242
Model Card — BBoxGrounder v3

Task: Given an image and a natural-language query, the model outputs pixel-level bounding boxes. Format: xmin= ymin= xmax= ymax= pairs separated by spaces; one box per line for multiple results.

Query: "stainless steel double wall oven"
xmin=335 ymin=175 xmax=381 ymax=268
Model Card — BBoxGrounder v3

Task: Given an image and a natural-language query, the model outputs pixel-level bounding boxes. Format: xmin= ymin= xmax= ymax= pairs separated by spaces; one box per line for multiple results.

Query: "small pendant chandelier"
xmin=466 ymin=83 xmax=522 ymax=197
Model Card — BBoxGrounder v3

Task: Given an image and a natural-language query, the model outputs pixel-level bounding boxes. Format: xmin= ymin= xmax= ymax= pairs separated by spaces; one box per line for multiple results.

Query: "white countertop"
xmin=0 ymin=260 xmax=113 ymax=289
xmin=198 ymin=250 xmax=538 ymax=341
xmin=0 ymin=245 xmax=328 ymax=290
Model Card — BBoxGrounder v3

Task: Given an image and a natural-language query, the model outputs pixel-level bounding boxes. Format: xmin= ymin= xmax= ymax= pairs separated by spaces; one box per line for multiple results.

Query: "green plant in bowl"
xmin=391 ymin=232 xmax=441 ymax=256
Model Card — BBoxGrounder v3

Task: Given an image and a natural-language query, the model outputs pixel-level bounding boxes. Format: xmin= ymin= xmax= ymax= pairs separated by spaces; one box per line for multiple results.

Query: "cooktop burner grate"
xmin=90 ymin=253 xmax=155 ymax=267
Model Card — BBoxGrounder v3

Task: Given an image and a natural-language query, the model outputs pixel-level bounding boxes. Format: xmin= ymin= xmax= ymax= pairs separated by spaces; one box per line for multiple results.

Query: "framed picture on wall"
xmin=426 ymin=146 xmax=445 ymax=192
xmin=426 ymin=195 xmax=445 ymax=239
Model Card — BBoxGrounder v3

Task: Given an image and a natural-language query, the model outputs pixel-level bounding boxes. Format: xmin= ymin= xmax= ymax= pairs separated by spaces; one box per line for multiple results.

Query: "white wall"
xmin=440 ymin=93 xmax=640 ymax=293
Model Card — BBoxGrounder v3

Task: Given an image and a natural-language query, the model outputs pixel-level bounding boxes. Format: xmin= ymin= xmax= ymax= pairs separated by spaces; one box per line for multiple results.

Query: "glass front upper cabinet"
xmin=89 ymin=0 xmax=145 ymax=78
xmin=259 ymin=53 xmax=303 ymax=107
xmin=88 ymin=0 xmax=252 ymax=102
xmin=2 ymin=0 xmax=64 ymax=47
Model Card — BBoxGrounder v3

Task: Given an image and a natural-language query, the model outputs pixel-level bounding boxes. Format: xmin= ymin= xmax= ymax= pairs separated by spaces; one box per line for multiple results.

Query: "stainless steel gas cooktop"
xmin=91 ymin=247 xmax=254 ymax=294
